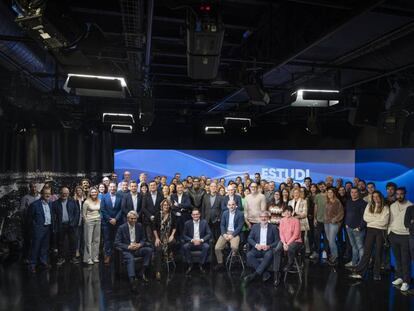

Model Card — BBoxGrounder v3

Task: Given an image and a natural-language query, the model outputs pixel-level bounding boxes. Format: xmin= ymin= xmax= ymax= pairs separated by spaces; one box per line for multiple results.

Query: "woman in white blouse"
xmin=83 ymin=187 xmax=101 ymax=265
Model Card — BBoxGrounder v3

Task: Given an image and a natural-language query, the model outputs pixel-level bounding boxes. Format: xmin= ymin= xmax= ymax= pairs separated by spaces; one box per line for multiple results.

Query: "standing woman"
xmin=97 ymin=183 xmax=107 ymax=200
xmin=169 ymin=183 xmax=176 ymax=195
xmin=307 ymin=183 xmax=319 ymax=255
xmin=74 ymin=185 xmax=86 ymax=260
xmin=281 ymin=188 xmax=290 ymax=209
xmin=152 ymin=199 xmax=177 ymax=280
xmin=162 ymin=185 xmax=170 ymax=201
xmin=350 ymin=191 xmax=390 ymax=280
xmin=140 ymin=183 xmax=149 ymax=195
xmin=236 ymin=183 xmax=244 ymax=196
xmin=83 ymin=187 xmax=101 ymax=265
xmin=290 ymin=188 xmax=310 ymax=252
xmin=324 ymin=188 xmax=344 ymax=266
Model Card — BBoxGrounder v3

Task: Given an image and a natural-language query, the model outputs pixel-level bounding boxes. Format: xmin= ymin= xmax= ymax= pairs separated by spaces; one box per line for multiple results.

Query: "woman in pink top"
xmin=273 ymin=205 xmax=303 ymax=287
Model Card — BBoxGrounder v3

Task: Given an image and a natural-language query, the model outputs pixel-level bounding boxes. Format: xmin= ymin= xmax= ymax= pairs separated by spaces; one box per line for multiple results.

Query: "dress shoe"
xmin=40 ymin=263 xmax=51 ymax=270
xmin=141 ymin=273 xmax=149 ymax=283
xmin=349 ymin=273 xmax=363 ymax=279
xmin=243 ymin=272 xmax=257 ymax=284
xmin=155 ymin=272 xmax=161 ymax=281
xmin=214 ymin=264 xmax=224 ymax=272
xmin=130 ymin=278 xmax=139 ymax=292
xmin=185 ymin=265 xmax=193 ymax=276
xmin=262 ymin=271 xmax=271 ymax=282
xmin=104 ymin=256 xmax=111 ymax=265
xmin=274 ymin=273 xmax=281 ymax=287
xmin=199 ymin=265 xmax=206 ymax=274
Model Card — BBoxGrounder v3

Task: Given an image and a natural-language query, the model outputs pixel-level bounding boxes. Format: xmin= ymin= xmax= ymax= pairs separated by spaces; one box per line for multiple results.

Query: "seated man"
xmin=244 ymin=211 xmax=280 ymax=283
xmin=214 ymin=199 xmax=244 ymax=271
xmin=182 ymin=208 xmax=212 ymax=275
xmin=114 ymin=211 xmax=153 ymax=291
xmin=273 ymin=205 xmax=302 ymax=287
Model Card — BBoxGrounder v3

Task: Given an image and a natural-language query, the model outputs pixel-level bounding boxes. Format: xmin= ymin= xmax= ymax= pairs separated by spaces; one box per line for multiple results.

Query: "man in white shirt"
xmin=244 ymin=211 xmax=280 ymax=284
xmin=117 ymin=171 xmax=132 ymax=191
xmin=389 ymin=187 xmax=412 ymax=292
xmin=121 ymin=181 xmax=142 ymax=221
xmin=214 ymin=200 xmax=244 ymax=271
xmin=115 ymin=211 xmax=152 ymax=290
xmin=182 ymin=209 xmax=212 ymax=275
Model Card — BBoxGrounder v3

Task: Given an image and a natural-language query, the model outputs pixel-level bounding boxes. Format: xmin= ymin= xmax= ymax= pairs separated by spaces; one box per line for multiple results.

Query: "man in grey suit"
xmin=201 ymin=182 xmax=223 ymax=242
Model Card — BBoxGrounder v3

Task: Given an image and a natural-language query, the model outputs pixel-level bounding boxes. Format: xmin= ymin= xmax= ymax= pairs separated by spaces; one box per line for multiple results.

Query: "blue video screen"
xmin=114 ymin=148 xmax=414 ymax=200
xmin=114 ymin=149 xmax=355 ymax=185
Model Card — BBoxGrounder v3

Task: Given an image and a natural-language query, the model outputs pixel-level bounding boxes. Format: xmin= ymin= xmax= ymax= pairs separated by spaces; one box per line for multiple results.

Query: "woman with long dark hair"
xmin=152 ymin=199 xmax=177 ymax=280
xmin=350 ymin=191 xmax=390 ymax=281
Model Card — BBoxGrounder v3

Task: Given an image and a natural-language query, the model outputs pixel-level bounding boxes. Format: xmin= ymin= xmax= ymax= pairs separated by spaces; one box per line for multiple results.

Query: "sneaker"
xmin=309 ymin=252 xmax=319 ymax=260
xmin=400 ymin=283 xmax=410 ymax=292
xmin=345 ymin=261 xmax=354 ymax=268
xmin=373 ymin=274 xmax=381 ymax=281
xmin=87 ymin=259 xmax=94 ymax=265
xmin=349 ymin=273 xmax=363 ymax=279
xmin=56 ymin=258 xmax=65 ymax=266
xmin=392 ymin=278 xmax=403 ymax=286
xmin=93 ymin=258 xmax=99 ymax=263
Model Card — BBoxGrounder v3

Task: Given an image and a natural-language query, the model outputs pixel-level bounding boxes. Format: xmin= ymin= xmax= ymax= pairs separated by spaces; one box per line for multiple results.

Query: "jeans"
xmin=246 ymin=248 xmax=273 ymax=275
xmin=30 ymin=225 xmax=51 ymax=268
xmin=102 ymin=223 xmax=117 ymax=257
xmin=389 ymin=232 xmax=411 ymax=283
xmin=324 ymin=223 xmax=339 ymax=260
xmin=356 ymin=228 xmax=384 ymax=277
xmin=346 ymin=227 xmax=365 ymax=265
xmin=273 ymin=241 xmax=303 ymax=273
xmin=182 ymin=242 xmax=210 ymax=265
xmin=57 ymin=223 xmax=76 ymax=259
xmin=122 ymin=247 xmax=153 ymax=279
xmin=314 ymin=221 xmax=330 ymax=255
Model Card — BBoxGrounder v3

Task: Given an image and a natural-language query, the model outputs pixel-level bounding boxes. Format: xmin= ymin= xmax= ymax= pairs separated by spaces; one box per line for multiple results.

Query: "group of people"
xmin=20 ymin=171 xmax=414 ymax=292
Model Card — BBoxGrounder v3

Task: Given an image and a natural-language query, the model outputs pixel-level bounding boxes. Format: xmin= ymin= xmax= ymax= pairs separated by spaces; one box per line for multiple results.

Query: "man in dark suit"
xmin=221 ymin=184 xmax=242 ymax=212
xmin=171 ymin=183 xmax=192 ymax=238
xmin=101 ymin=182 xmax=123 ymax=264
xmin=182 ymin=209 xmax=212 ymax=275
xmin=244 ymin=211 xmax=280 ymax=283
xmin=141 ymin=181 xmax=163 ymax=242
xmin=28 ymin=185 xmax=54 ymax=273
xmin=201 ymin=182 xmax=223 ymax=242
xmin=52 ymin=186 xmax=80 ymax=265
xmin=121 ymin=180 xmax=142 ymax=221
xmin=115 ymin=210 xmax=152 ymax=291
xmin=214 ymin=199 xmax=245 ymax=271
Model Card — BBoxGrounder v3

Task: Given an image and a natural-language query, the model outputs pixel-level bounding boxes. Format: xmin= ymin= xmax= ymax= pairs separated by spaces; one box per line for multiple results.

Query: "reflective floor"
xmin=1 ymin=258 xmax=414 ymax=311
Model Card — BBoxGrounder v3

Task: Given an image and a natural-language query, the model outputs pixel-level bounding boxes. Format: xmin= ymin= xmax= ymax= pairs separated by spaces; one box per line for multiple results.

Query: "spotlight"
xmin=64 ymin=74 xmax=129 ymax=98
xmin=102 ymin=113 xmax=135 ymax=124
xmin=205 ymin=126 xmax=225 ymax=135
xmin=111 ymin=124 xmax=133 ymax=134
xmin=291 ymin=89 xmax=340 ymax=107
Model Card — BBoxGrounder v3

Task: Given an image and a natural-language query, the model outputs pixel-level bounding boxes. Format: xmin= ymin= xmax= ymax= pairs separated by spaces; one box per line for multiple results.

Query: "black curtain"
xmin=0 ymin=128 xmax=113 ymax=174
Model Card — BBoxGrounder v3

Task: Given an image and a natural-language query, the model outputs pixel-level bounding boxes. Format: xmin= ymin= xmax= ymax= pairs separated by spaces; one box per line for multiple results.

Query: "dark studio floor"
xmin=0 ymin=257 xmax=414 ymax=311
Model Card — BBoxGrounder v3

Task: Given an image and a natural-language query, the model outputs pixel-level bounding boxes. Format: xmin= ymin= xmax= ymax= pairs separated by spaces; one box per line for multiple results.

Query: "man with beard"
xmin=188 ymin=177 xmax=206 ymax=210
xmin=389 ymin=187 xmax=412 ymax=292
